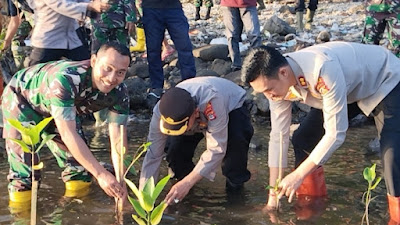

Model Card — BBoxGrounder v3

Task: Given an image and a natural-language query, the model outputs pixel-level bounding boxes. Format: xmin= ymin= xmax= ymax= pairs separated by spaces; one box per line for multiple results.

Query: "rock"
xmin=196 ymin=69 xmax=220 ymax=77
xmin=263 ymin=15 xmax=296 ymax=36
xmin=222 ymin=70 xmax=243 ymax=85
xmin=124 ymin=76 xmax=149 ymax=107
xmin=127 ymin=63 xmax=149 ymax=79
xmin=211 ymin=59 xmax=232 ymax=76
xmin=192 ymin=44 xmax=229 ymax=61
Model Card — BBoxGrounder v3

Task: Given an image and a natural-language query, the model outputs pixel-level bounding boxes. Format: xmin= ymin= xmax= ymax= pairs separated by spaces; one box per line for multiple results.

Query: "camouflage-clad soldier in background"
xmin=2 ymin=43 xmax=131 ymax=207
xmin=90 ymin=0 xmax=136 ymax=54
xmin=363 ymin=0 xmax=400 ymax=57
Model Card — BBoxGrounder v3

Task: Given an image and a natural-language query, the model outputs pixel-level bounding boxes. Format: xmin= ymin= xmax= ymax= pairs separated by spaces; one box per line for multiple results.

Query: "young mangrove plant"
xmin=7 ymin=117 xmax=55 ymax=225
xmin=361 ymin=163 xmax=382 ymax=225
xmin=123 ymin=142 xmax=171 ymax=225
xmin=265 ymin=131 xmax=284 ymax=210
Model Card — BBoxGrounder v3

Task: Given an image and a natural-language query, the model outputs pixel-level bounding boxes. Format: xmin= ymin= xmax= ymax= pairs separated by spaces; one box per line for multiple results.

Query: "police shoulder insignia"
xmin=298 ymin=76 xmax=307 ymax=87
xmin=316 ymin=77 xmax=330 ymax=95
xmin=204 ymin=102 xmax=217 ymax=121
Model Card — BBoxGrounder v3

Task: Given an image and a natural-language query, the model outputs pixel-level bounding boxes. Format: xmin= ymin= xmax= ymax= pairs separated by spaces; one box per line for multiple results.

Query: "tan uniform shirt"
xmin=140 ymin=77 xmax=246 ymax=186
xmin=268 ymin=41 xmax=400 ymax=168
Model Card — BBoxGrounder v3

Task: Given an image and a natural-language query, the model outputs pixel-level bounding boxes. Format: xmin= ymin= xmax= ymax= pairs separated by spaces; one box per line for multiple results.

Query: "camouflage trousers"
xmin=363 ymin=1 xmax=400 ymax=57
xmin=91 ymin=26 xmax=129 ymax=54
xmin=2 ymin=87 xmax=91 ymax=193
xmin=194 ymin=0 xmax=213 ymax=8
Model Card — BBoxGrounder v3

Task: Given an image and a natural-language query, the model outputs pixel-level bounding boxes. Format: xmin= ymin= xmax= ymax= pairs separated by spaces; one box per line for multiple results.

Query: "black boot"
xmin=205 ymin=7 xmax=211 ymax=20
xmin=195 ymin=7 xmax=200 ymax=21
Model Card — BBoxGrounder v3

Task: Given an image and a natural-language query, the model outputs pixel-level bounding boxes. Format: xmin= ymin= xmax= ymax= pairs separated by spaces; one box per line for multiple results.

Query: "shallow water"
xmin=0 ymin=118 xmax=388 ymax=225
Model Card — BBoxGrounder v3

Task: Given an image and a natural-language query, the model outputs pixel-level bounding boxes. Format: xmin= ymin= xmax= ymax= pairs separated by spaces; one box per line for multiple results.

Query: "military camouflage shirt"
xmin=3 ymin=60 xmax=129 ymax=125
xmin=91 ymin=0 xmax=137 ymax=29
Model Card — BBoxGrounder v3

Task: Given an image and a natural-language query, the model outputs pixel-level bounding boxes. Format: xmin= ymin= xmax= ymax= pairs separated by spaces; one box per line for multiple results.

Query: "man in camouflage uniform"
xmin=194 ymin=0 xmax=213 ymax=20
xmin=363 ymin=0 xmax=400 ymax=57
xmin=2 ymin=43 xmax=130 ymax=205
xmin=90 ymin=0 xmax=136 ymax=54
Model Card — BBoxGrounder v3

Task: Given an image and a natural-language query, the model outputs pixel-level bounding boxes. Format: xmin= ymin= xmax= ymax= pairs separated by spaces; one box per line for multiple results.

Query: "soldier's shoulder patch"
xmin=204 ymin=102 xmax=217 ymax=121
xmin=298 ymin=76 xmax=307 ymax=87
xmin=315 ymin=77 xmax=330 ymax=95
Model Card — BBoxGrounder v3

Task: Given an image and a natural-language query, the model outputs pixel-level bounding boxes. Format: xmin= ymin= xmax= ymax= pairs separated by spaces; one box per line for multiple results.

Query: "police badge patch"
xmin=316 ymin=77 xmax=330 ymax=95
xmin=204 ymin=102 xmax=217 ymax=120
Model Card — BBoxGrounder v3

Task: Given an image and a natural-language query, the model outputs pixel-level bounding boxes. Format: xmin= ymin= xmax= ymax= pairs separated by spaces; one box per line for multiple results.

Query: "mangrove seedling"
xmin=361 ymin=163 xmax=382 ymax=225
xmin=7 ymin=117 xmax=55 ymax=225
xmin=123 ymin=142 xmax=171 ymax=225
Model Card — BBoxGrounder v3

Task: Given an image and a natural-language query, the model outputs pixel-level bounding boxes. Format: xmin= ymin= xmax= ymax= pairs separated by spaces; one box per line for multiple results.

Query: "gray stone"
xmin=263 ymin=15 xmax=296 ymax=36
xmin=127 ymin=63 xmax=149 ymax=79
xmin=210 ymin=59 xmax=232 ymax=76
xmin=192 ymin=44 xmax=229 ymax=61
xmin=124 ymin=76 xmax=149 ymax=107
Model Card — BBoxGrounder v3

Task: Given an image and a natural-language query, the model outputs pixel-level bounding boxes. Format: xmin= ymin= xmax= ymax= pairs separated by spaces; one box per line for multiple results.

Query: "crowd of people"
xmin=1 ymin=0 xmax=400 ymax=224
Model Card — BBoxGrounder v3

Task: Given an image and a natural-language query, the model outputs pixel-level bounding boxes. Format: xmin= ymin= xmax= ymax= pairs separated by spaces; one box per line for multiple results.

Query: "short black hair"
xmin=241 ymin=46 xmax=288 ymax=84
xmin=97 ymin=42 xmax=131 ymax=62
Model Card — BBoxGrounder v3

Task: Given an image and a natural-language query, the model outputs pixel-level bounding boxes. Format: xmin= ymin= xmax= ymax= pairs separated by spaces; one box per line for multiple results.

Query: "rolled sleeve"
xmin=139 ymin=104 xmax=168 ymax=189
xmin=308 ymin=61 xmax=348 ymax=165
xmin=268 ymin=99 xmax=292 ymax=168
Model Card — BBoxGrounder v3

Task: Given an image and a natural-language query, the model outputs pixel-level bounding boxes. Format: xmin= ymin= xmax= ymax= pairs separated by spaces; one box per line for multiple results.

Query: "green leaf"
xmin=36 ymin=134 xmax=56 ymax=153
xmin=371 ymin=177 xmax=382 ymax=190
xmin=265 ymin=185 xmax=273 ymax=190
xmin=142 ymin=191 xmax=154 ymax=212
xmin=152 ymin=175 xmax=170 ymax=201
xmin=150 ymin=201 xmax=168 ymax=225
xmin=128 ymin=196 xmax=147 ymax=219
xmin=7 ymin=119 xmax=34 ymax=145
xmin=8 ymin=138 xmax=32 ymax=153
xmin=124 ymin=178 xmax=142 ymax=200
xmin=32 ymin=117 xmax=53 ymax=136
xmin=143 ymin=177 xmax=155 ymax=197
xmin=363 ymin=167 xmax=373 ymax=183
xmin=123 ymin=155 xmax=137 ymax=176
xmin=132 ymin=215 xmax=146 ymax=225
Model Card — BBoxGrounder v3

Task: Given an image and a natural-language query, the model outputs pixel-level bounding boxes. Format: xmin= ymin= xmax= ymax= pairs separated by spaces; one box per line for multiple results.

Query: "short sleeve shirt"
xmin=6 ymin=60 xmax=129 ymax=124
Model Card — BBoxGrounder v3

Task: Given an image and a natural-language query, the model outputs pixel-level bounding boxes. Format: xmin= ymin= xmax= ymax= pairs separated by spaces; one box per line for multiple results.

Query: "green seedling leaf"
xmin=143 ymin=177 xmax=155 ymax=197
xmin=265 ymin=185 xmax=273 ymax=190
xmin=33 ymin=162 xmax=44 ymax=170
xmin=151 ymin=201 xmax=168 ymax=225
xmin=152 ymin=175 xmax=171 ymax=201
xmin=363 ymin=167 xmax=373 ymax=183
xmin=32 ymin=117 xmax=53 ymax=135
xmin=8 ymin=138 xmax=31 ymax=153
xmin=132 ymin=215 xmax=146 ymax=225
xmin=371 ymin=177 xmax=382 ymax=190
xmin=128 ymin=196 xmax=147 ymax=219
xmin=142 ymin=191 xmax=155 ymax=212
xmin=123 ymin=155 xmax=137 ymax=175
xmin=125 ymin=178 xmax=142 ymax=200
xmin=7 ymin=117 xmax=53 ymax=146
xmin=8 ymin=119 xmax=35 ymax=145
xmin=36 ymin=134 xmax=56 ymax=153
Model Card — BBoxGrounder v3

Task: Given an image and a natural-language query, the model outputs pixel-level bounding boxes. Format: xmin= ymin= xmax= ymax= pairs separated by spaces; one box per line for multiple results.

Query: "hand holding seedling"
xmin=165 ymin=171 xmax=202 ymax=205
xmin=277 ymin=171 xmax=304 ymax=203
xmin=97 ymin=170 xmax=126 ymax=199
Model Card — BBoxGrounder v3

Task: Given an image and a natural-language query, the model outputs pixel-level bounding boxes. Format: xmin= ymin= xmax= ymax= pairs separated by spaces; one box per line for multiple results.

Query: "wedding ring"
xmin=174 ymin=198 xmax=180 ymax=204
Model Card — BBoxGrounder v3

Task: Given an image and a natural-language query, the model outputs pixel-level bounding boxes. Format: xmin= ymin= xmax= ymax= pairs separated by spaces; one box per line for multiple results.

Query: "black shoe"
xmin=226 ymin=179 xmax=244 ymax=192
xmin=204 ymin=7 xmax=211 ymax=20
xmin=146 ymin=88 xmax=164 ymax=110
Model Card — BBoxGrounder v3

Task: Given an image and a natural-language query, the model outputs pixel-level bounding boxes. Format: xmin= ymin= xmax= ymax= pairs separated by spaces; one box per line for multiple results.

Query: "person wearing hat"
xmin=241 ymin=42 xmax=400 ymax=224
xmin=139 ymin=76 xmax=254 ymax=205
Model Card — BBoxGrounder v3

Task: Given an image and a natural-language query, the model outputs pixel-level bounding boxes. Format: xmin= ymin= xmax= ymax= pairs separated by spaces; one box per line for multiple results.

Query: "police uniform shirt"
xmin=140 ymin=76 xmax=246 ymax=186
xmin=268 ymin=41 xmax=400 ymax=168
